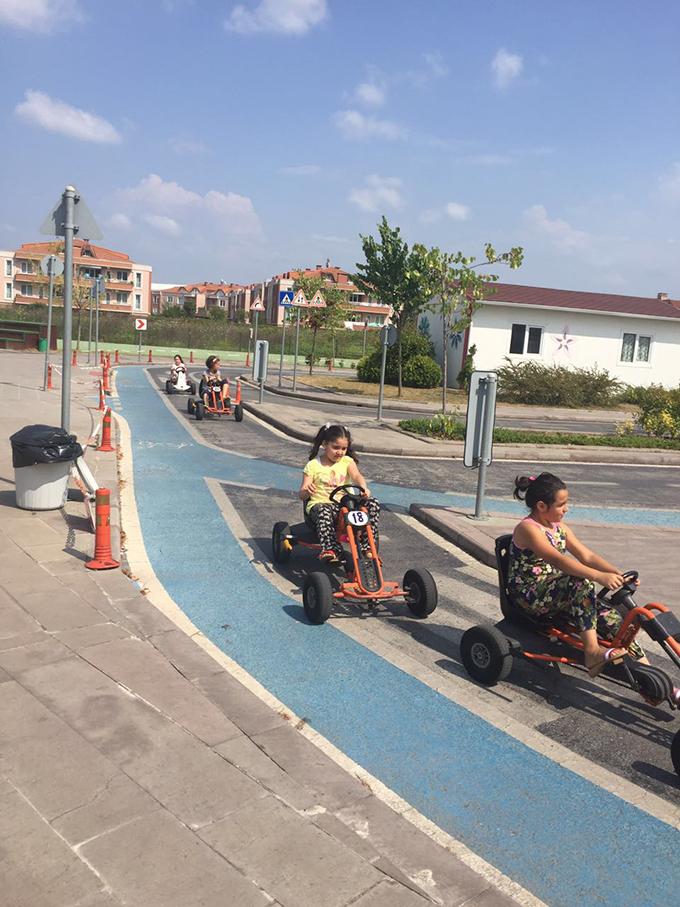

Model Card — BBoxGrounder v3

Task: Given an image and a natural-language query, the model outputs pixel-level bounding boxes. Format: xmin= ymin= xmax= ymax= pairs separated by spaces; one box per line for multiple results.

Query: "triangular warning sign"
xmin=292 ymin=289 xmax=308 ymax=307
xmin=309 ymin=290 xmax=326 ymax=308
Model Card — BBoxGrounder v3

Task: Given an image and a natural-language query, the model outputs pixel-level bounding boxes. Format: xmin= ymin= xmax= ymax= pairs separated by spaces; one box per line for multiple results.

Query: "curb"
xmin=409 ymin=504 xmax=497 ymax=568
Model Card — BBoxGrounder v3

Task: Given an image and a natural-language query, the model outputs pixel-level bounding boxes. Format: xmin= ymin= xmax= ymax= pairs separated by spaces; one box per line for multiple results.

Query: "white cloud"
xmin=312 ymin=233 xmax=350 ymax=244
xmin=404 ymin=51 xmax=449 ymax=87
xmin=355 ymin=80 xmax=386 ymax=107
xmin=225 ymin=0 xmax=327 ymax=35
xmin=333 ymin=109 xmax=404 ymax=141
xmin=658 ymin=162 xmax=680 ymax=202
xmin=170 ymin=137 xmax=208 ymax=155
xmin=445 ymin=202 xmax=470 ymax=221
xmin=108 ymin=213 xmax=131 ymax=230
xmin=145 ymin=214 xmax=181 ymax=236
xmin=15 ymin=90 xmax=121 ymax=144
xmin=120 ymin=173 xmax=201 ymax=208
xmin=491 ymin=48 xmax=523 ymax=90
xmin=524 ymin=204 xmax=589 ymax=251
xmin=280 ymin=163 xmax=321 ymax=175
xmin=0 ymin=0 xmax=83 ymax=32
xmin=349 ymin=175 xmax=403 ymax=213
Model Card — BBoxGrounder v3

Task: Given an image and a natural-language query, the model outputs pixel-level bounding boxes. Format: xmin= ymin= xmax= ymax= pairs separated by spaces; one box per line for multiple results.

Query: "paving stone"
xmin=215 ymin=735 xmax=316 ymax=811
xmin=0 ymin=782 xmax=104 ymax=907
xmin=81 ymin=637 xmax=242 ymax=745
xmin=21 ymin=543 xmax=85 ymax=565
xmin=19 ymin=657 xmax=267 ymax=829
xmin=80 ymin=808 xmax=271 ymax=907
xmin=312 ymin=811 xmax=380 ymax=863
xmin=0 ymin=629 xmax=47 ymax=652
xmin=52 ymin=772 xmax=160 ymax=847
xmin=226 ymin=805 xmax=381 ymax=907
xmin=148 ymin=628 xmax=225 ymax=682
xmin=458 ymin=887 xmax=519 ymax=907
xmin=56 ymin=622 xmax=132 ymax=651
xmin=90 ymin=569 xmax=141 ymax=601
xmin=197 ymin=670 xmax=290 ymax=736
xmin=251 ymin=723 xmax=372 ymax=811
xmin=336 ymin=797 xmax=490 ymax=906
xmin=350 ymin=880 xmax=431 ymax=906
xmin=198 ymin=793 xmax=296 ymax=855
xmin=0 ymin=664 xmax=11 ymax=682
xmin=110 ymin=595 xmax=177 ymax=637
xmin=51 ymin=570 xmax=116 ymax=610
xmin=17 ymin=587 xmax=107 ymax=631
xmin=0 ymin=681 xmax=119 ymax=821
xmin=0 ymin=562 xmax=65 ymax=597
xmin=1 ymin=516 xmax=64 ymax=548
xmin=0 ymin=588 xmax=42 ymax=639
xmin=0 ymin=636 xmax=71 ymax=675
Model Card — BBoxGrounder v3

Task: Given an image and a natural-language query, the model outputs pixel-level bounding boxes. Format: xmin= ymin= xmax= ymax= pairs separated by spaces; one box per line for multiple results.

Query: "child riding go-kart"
xmin=166 ymin=355 xmax=196 ymax=395
xmin=272 ymin=483 xmax=438 ymax=624
xmin=187 ymin=377 xmax=243 ymax=422
xmin=460 ymin=535 xmax=680 ymax=778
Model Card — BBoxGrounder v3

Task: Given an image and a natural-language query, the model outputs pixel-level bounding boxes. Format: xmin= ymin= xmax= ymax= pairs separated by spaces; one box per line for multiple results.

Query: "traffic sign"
xmin=292 ymin=289 xmax=308 ymax=307
xmin=309 ymin=290 xmax=326 ymax=308
xmin=250 ymin=298 xmax=265 ymax=313
xmin=134 ymin=318 xmax=148 ymax=331
xmin=40 ymin=189 xmax=102 ymax=240
xmin=279 ymin=289 xmax=294 ymax=307
xmin=40 ymin=254 xmax=64 ymax=278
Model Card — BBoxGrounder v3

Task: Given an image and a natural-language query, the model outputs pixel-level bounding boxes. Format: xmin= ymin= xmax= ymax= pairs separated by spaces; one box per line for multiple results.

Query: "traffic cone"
xmin=148 ymin=349 xmax=153 ymax=363
xmin=100 ymin=350 xmax=104 ymax=365
xmin=327 ymin=358 xmax=333 ymax=371
xmin=115 ymin=349 xmax=119 ymax=365
xmin=98 ymin=379 xmax=105 ymax=411
xmin=86 ymin=488 xmax=120 ymax=570
xmin=71 ymin=349 xmax=77 ymax=366
xmin=47 ymin=364 xmax=53 ymax=389
xmin=98 ymin=407 xmax=115 ymax=452
xmin=189 ymin=350 xmax=194 ymax=364
xmin=106 ymin=352 xmax=111 ymax=368
xmin=102 ymin=365 xmax=110 ymax=394
xmin=245 ymin=351 xmax=250 ymax=367
xmin=235 ymin=378 xmax=242 ymax=405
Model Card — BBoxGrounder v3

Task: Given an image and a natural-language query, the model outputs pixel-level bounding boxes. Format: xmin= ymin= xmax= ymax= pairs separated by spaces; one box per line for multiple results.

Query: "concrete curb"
xmin=409 ymin=504 xmax=497 ymax=568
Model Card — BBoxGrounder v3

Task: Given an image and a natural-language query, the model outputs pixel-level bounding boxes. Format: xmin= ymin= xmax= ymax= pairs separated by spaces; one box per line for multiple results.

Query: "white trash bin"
xmin=14 ymin=461 xmax=72 ymax=510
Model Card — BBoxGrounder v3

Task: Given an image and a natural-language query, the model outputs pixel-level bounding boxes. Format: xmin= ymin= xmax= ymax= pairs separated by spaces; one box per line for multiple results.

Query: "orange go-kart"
xmin=460 ymin=533 xmax=680 ymax=777
xmin=188 ymin=378 xmax=243 ymax=422
xmin=272 ymin=484 xmax=437 ymax=625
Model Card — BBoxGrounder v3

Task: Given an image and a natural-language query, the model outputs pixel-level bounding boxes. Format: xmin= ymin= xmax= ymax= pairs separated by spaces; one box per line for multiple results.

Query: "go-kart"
xmin=460 ymin=533 xmax=680 ymax=777
xmin=166 ymin=366 xmax=196 ymax=395
xmin=187 ymin=378 xmax=243 ymax=422
xmin=272 ymin=484 xmax=437 ymax=625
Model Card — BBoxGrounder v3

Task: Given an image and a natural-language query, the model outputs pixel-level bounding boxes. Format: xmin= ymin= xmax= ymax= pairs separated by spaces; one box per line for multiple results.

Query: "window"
xmin=5 ymin=260 xmax=11 ymax=276
xmin=349 ymin=293 xmax=363 ymax=303
xmin=105 ymin=291 xmax=112 ymax=303
xmin=116 ymin=270 xmax=128 ymax=282
xmin=509 ymin=323 xmax=543 ymax=355
xmin=134 ymin=293 xmax=142 ymax=310
xmin=116 ymin=291 xmax=127 ymax=304
xmin=81 ymin=268 xmax=92 ymax=280
xmin=20 ymin=283 xmax=32 ymax=296
xmin=19 ymin=260 xmax=31 ymax=274
xmin=167 ymin=295 xmax=175 ymax=305
xmin=135 ymin=272 xmax=142 ymax=288
xmin=5 ymin=282 xmax=12 ymax=299
xmin=620 ymin=332 xmax=651 ymax=363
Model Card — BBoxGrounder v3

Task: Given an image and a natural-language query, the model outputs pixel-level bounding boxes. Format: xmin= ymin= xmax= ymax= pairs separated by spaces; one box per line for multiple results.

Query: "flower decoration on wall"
xmin=553 ymin=326 xmax=574 ymax=355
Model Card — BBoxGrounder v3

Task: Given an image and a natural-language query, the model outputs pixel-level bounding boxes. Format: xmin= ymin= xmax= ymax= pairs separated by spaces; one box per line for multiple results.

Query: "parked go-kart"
xmin=460 ymin=533 xmax=680 ymax=777
xmin=166 ymin=366 xmax=196 ymax=395
xmin=272 ymin=484 xmax=437 ymax=625
xmin=188 ymin=378 xmax=243 ymax=422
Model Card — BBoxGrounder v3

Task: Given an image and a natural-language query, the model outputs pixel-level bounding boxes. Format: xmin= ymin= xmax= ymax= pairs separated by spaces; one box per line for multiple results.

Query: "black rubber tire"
xmin=195 ymin=401 xmax=204 ymax=421
xmin=188 ymin=381 xmax=196 ymax=394
xmin=165 ymin=380 xmax=174 ymax=394
xmin=234 ymin=403 xmax=244 ymax=422
xmin=460 ymin=625 xmax=513 ymax=685
xmin=671 ymin=729 xmax=680 ymax=778
xmin=187 ymin=398 xmax=195 ymax=414
xmin=272 ymin=521 xmax=292 ymax=564
xmin=303 ymin=572 xmax=333 ymax=624
xmin=403 ymin=568 xmax=438 ymax=617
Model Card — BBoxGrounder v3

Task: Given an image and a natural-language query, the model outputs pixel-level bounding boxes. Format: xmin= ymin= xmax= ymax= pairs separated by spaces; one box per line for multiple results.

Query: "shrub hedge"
xmin=357 ymin=330 xmax=441 ymax=388
xmin=496 ymin=359 xmax=621 ymax=408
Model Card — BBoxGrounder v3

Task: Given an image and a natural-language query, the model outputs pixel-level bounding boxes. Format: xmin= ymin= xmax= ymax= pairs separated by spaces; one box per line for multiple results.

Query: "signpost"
xmin=134 ymin=316 xmax=147 ymax=362
xmin=40 ymin=185 xmax=102 ymax=432
xmin=91 ymin=273 xmax=105 ymax=365
xmin=463 ymin=371 xmax=498 ymax=520
xmin=278 ymin=289 xmax=294 ymax=387
xmin=253 ymin=339 xmax=269 ymax=404
xmin=376 ymin=324 xmax=396 ymax=421
xmin=290 ymin=289 xmax=308 ymax=393
xmin=40 ymin=254 xmax=63 ymax=391
xmin=250 ymin=296 xmax=265 ymax=378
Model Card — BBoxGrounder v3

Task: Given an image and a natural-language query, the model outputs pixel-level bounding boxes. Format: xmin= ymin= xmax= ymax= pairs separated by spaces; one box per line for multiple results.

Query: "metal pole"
xmin=138 ymin=331 xmax=141 ymax=363
xmin=43 ymin=262 xmax=54 ymax=391
xmin=61 ymin=186 xmax=75 ymax=432
xmin=87 ymin=289 xmax=93 ymax=363
xmin=278 ymin=310 xmax=287 ymax=387
xmin=252 ymin=309 xmax=259 ymax=377
xmin=292 ymin=307 xmax=301 ymax=392
xmin=362 ymin=322 xmax=368 ymax=357
xmin=377 ymin=330 xmax=388 ymax=421
xmin=94 ymin=275 xmax=100 ymax=366
xmin=473 ymin=374 xmax=497 ymax=520
xmin=258 ymin=377 xmax=264 ymax=404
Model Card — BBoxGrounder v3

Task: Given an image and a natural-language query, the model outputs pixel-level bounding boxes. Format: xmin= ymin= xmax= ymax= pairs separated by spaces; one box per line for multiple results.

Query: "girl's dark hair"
xmin=309 ymin=423 xmax=357 ymax=463
xmin=174 ymin=354 xmax=184 ymax=363
xmin=205 ymin=355 xmax=219 ymax=370
xmin=513 ymin=472 xmax=566 ymax=509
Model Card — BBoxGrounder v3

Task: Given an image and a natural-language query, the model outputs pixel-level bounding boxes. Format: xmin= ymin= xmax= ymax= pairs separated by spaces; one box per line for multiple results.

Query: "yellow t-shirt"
xmin=303 ymin=454 xmax=355 ymax=511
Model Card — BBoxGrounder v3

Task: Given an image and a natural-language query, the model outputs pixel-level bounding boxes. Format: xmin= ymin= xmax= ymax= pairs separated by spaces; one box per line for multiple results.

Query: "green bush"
xmin=356 ymin=330 xmax=436 ymax=386
xmin=403 ymin=354 xmax=442 ymax=388
xmin=633 ymin=385 xmax=680 ymax=438
xmin=357 ymin=355 xmax=381 ymax=383
xmin=496 ymin=359 xmax=620 ymax=408
xmin=456 ymin=343 xmax=477 ymax=390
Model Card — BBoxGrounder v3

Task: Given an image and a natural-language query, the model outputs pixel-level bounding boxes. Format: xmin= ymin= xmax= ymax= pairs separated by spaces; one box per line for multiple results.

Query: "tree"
xmin=292 ymin=271 xmax=349 ymax=374
xmin=412 ymin=243 xmax=524 ymax=411
xmin=353 ymin=217 xmax=430 ymax=396
xmin=182 ymin=296 xmax=196 ymax=317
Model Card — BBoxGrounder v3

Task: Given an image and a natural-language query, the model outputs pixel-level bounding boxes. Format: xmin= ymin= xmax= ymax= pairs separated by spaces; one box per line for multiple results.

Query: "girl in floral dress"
xmin=508 ymin=472 xmax=646 ymax=676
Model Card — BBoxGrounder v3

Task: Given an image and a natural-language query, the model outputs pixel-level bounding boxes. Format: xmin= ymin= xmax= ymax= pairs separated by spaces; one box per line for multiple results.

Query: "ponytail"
xmin=308 ymin=423 xmax=358 ymax=463
xmin=513 ymin=472 xmax=566 ymax=509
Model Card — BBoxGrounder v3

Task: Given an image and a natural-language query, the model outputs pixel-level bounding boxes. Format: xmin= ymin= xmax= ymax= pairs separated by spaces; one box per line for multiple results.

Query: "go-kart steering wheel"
xmin=329 ymin=483 xmax=366 ymax=505
xmin=597 ymin=569 xmax=638 ymax=607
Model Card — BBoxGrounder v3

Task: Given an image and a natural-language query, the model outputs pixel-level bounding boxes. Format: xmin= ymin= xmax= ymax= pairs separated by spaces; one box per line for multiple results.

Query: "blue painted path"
xmin=117 ymin=368 xmax=679 ymax=907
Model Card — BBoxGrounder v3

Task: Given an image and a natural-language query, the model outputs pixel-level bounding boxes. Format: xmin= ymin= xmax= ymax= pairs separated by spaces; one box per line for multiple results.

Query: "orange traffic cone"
xmin=71 ymin=349 xmax=77 ymax=366
xmin=148 ymin=349 xmax=153 ymax=363
xmin=102 ymin=365 xmax=110 ymax=394
xmin=115 ymin=349 xmax=119 ymax=365
xmin=47 ymin=363 xmax=53 ymax=389
xmin=98 ymin=378 xmax=105 ymax=411
xmin=98 ymin=407 xmax=115 ymax=452
xmin=86 ymin=488 xmax=120 ymax=570
xmin=190 ymin=350 xmax=194 ymax=364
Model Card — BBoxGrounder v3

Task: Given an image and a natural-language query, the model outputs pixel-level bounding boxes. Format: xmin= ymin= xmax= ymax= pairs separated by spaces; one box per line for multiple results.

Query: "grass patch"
xmin=293 ymin=374 xmax=467 ymax=405
xmin=399 ymin=415 xmax=680 ymax=450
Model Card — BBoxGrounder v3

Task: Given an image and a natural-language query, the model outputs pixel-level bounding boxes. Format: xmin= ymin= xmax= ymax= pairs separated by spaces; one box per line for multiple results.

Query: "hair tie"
xmin=324 ymin=421 xmax=331 ymax=429
xmin=529 ymin=475 xmax=536 ymax=481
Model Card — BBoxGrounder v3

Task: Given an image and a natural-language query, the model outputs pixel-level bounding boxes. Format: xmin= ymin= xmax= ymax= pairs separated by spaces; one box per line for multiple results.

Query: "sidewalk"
xmin=0 ymin=351 xmax=518 ymax=906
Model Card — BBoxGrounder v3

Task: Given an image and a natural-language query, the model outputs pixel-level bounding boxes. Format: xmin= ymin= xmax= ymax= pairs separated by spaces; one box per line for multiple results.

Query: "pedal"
xmin=357 ymin=556 xmax=380 ymax=592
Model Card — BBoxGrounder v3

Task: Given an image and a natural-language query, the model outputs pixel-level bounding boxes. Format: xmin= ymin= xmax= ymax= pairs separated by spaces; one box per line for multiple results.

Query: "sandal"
xmin=587 ymin=647 xmax=628 ymax=677
xmin=319 ymin=550 xmax=340 ymax=564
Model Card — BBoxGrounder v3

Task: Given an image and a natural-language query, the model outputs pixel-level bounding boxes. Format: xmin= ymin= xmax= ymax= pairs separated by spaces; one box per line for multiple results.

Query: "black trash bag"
xmin=10 ymin=424 xmax=83 ymax=468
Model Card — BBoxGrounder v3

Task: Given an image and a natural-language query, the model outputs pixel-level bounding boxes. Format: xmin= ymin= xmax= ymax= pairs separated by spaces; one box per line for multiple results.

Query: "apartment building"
xmin=151 ymin=282 xmax=244 ymax=315
xmin=1 ymin=241 xmax=152 ymax=314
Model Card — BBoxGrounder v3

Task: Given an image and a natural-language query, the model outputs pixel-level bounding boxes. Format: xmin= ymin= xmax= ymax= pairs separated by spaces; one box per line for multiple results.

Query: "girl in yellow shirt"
xmin=299 ymin=423 xmax=381 ymax=564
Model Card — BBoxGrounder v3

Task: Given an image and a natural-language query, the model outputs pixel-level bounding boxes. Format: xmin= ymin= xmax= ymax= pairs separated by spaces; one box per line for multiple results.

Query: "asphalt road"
xmin=151 ymin=367 xmax=680 ymax=805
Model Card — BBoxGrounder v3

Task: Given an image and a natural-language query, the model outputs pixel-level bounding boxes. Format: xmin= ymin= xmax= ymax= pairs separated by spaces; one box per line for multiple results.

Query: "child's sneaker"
xmin=319 ymin=550 xmax=339 ymax=564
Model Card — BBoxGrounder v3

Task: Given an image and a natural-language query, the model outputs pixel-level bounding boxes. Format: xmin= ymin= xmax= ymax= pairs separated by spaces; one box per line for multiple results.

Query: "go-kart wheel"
xmin=188 ymin=380 xmax=196 ymax=394
xmin=195 ymin=401 xmax=204 ymax=421
xmin=165 ymin=380 xmax=174 ymax=394
xmin=187 ymin=398 xmax=195 ymax=414
xmin=403 ymin=568 xmax=437 ymax=617
xmin=303 ymin=572 xmax=333 ymax=625
xmin=272 ymin=521 xmax=292 ymax=564
xmin=671 ymin=729 xmax=680 ymax=778
xmin=460 ymin=625 xmax=513 ymax=686
xmin=234 ymin=403 xmax=244 ymax=422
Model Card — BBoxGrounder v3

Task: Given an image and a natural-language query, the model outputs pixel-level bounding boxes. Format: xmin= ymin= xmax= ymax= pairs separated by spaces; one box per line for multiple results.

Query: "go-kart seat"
xmin=495 ymin=534 xmax=513 ymax=611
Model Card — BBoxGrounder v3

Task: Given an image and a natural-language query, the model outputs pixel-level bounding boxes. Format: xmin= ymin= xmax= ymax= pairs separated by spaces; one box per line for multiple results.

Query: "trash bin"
xmin=10 ymin=424 xmax=83 ymax=510
xmin=38 ymin=337 xmax=48 ymax=352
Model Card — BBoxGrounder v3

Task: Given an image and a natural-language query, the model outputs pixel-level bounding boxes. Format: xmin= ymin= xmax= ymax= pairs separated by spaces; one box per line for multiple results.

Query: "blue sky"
xmin=1 ymin=0 xmax=679 ymax=295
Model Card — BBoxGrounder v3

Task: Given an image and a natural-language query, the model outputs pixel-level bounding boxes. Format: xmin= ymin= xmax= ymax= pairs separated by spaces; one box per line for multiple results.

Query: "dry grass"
xmin=288 ymin=373 xmax=466 ymax=405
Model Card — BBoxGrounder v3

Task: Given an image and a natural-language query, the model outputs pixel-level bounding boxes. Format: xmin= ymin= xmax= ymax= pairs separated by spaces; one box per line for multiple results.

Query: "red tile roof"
xmin=489 ymin=282 xmax=680 ymax=320
xmin=161 ymin=282 xmax=242 ymax=295
xmin=17 ymin=240 xmax=131 ymax=263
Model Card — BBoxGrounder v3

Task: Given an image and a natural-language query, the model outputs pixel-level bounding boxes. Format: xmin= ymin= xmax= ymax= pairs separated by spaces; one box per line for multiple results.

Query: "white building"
xmin=421 ymin=283 xmax=680 ymax=389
